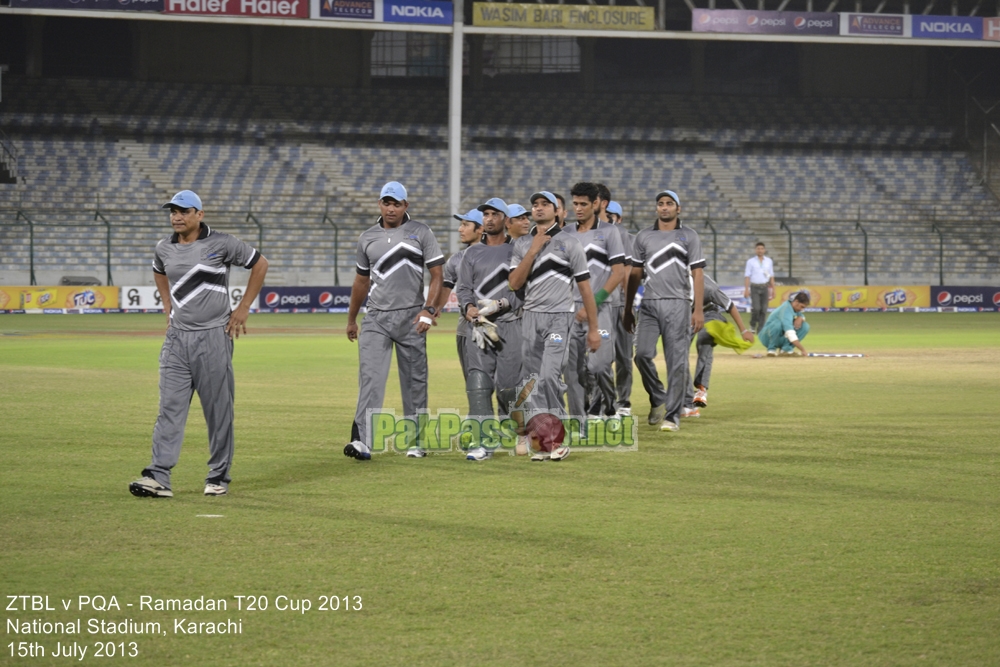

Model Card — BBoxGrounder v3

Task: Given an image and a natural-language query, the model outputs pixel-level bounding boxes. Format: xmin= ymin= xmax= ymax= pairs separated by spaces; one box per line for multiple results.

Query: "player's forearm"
xmin=507 ymin=260 xmax=532 ymax=291
xmin=423 ymin=266 xmax=443 ymax=311
xmin=692 ymin=268 xmax=705 ymax=316
xmin=153 ymin=273 xmax=172 ymax=321
xmin=578 ymin=280 xmax=599 ymax=330
xmin=434 ymin=288 xmax=452 ymax=313
xmin=729 ymin=304 xmax=750 ymax=333
xmin=239 ymin=256 xmax=268 ymax=311
xmin=600 ymin=263 xmax=624 ymax=296
xmin=624 ymin=266 xmax=643 ymax=310
xmin=348 ymin=274 xmax=370 ymax=323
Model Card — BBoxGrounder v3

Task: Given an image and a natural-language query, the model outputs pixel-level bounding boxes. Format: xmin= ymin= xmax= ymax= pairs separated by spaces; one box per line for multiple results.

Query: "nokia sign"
xmin=383 ymin=0 xmax=451 ymax=24
xmin=913 ymin=15 xmax=982 ymax=39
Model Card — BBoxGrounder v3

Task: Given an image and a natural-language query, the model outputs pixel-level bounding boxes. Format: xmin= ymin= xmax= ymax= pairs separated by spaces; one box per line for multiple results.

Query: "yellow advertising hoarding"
xmin=0 ymin=286 xmax=120 ymax=310
xmin=771 ymin=285 xmax=931 ymax=309
xmin=473 ymin=2 xmax=655 ymax=30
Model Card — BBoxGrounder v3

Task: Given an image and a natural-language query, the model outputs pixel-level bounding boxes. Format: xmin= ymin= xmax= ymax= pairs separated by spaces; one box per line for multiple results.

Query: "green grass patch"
xmin=2 ymin=313 xmax=998 ymax=666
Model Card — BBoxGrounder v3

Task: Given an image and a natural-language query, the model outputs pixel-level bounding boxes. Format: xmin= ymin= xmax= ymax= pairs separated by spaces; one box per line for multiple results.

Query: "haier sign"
xmin=384 ymin=0 xmax=452 ymax=24
xmin=912 ymin=14 xmax=982 ymax=40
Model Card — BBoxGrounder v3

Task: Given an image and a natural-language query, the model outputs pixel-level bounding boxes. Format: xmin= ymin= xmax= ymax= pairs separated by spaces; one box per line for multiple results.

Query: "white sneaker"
xmin=466 ymin=446 xmax=493 ymax=461
xmin=693 ymin=387 xmax=707 ymax=408
xmin=129 ymin=477 xmax=172 ymax=498
xmin=406 ymin=447 xmax=427 ymax=458
xmin=766 ymin=349 xmax=777 ymax=357
xmin=204 ymin=483 xmax=228 ymax=496
xmin=681 ymin=407 xmax=701 ymax=418
xmin=778 ymin=349 xmax=795 ymax=356
xmin=343 ymin=441 xmax=371 ymax=461
xmin=660 ymin=420 xmax=679 ymax=432
xmin=616 ymin=406 xmax=632 ymax=417
xmin=530 ymin=450 xmax=551 ymax=461
xmin=550 ymin=446 xmax=570 ymax=461
xmin=514 ymin=435 xmax=530 ymax=456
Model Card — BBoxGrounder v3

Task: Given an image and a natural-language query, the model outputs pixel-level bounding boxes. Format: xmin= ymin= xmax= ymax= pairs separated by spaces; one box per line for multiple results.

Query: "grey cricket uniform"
xmin=563 ymin=221 xmax=625 ymax=418
xmin=684 ymin=275 xmax=730 ymax=409
xmin=144 ymin=223 xmax=261 ymax=491
xmin=632 ymin=222 xmax=706 ymax=426
xmin=352 ymin=214 xmax=444 ymax=446
xmin=443 ymin=248 xmax=471 ymax=379
xmin=456 ymin=237 xmax=524 ymax=416
xmin=613 ymin=223 xmax=636 ymax=409
xmin=511 ymin=224 xmax=591 ymax=416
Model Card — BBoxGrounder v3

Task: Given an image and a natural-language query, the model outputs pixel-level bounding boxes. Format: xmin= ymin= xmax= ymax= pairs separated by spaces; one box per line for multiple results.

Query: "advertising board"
xmin=165 ymin=0 xmax=308 ymax=19
xmin=473 ymin=3 xmax=655 ymax=31
xmin=9 ymin=0 xmax=162 ymax=10
xmin=930 ymin=286 xmax=1000 ymax=311
xmin=119 ymin=286 xmax=258 ymax=312
xmin=692 ymin=9 xmax=838 ymax=35
xmin=912 ymin=15 xmax=982 ymax=40
xmin=258 ymin=286 xmax=354 ymax=312
xmin=841 ymin=13 xmax=910 ymax=37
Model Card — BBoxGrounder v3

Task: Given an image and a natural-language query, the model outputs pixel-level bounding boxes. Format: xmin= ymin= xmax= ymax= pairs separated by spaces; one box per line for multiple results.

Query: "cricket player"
xmin=563 ymin=182 xmax=625 ymax=423
xmin=129 ymin=190 xmax=268 ymax=498
xmin=595 ymin=183 xmax=612 ymax=223
xmin=759 ymin=292 xmax=810 ymax=356
xmin=624 ymin=190 xmax=705 ymax=433
xmin=436 ymin=208 xmax=483 ymax=381
xmin=508 ymin=191 xmax=601 ymax=461
xmin=606 ymin=200 xmax=636 ymax=416
xmin=506 ymin=204 xmax=530 ymax=239
xmin=682 ymin=274 xmax=754 ymax=416
xmin=456 ymin=197 xmax=524 ymax=461
xmin=345 ymin=182 xmax=444 ymax=460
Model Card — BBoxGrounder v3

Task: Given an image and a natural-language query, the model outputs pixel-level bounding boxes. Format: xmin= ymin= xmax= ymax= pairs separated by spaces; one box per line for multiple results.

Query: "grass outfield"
xmin=2 ymin=312 xmax=998 ymax=666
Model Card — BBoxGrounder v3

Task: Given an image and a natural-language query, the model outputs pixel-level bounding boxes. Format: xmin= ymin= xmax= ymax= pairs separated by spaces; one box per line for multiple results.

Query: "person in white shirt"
xmin=743 ymin=242 xmax=775 ymax=332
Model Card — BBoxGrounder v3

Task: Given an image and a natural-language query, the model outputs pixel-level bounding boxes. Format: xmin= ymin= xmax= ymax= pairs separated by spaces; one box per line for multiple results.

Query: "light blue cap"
xmin=656 ymin=190 xmax=680 ymax=206
xmin=478 ymin=197 xmax=509 ymax=217
xmin=162 ymin=190 xmax=203 ymax=211
xmin=453 ymin=209 xmax=484 ymax=226
xmin=380 ymin=181 xmax=408 ymax=202
xmin=530 ymin=191 xmax=558 ymax=207
xmin=606 ymin=201 xmax=623 ymax=216
xmin=506 ymin=204 xmax=529 ymax=218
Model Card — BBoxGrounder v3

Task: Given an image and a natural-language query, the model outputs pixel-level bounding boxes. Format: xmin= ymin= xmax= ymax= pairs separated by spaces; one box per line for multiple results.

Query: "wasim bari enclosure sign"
xmin=473 ymin=2 xmax=654 ymax=30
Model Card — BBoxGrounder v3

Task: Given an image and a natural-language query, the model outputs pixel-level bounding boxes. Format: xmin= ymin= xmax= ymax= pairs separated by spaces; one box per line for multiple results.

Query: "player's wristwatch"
xmin=423 ymin=306 xmax=437 ymax=316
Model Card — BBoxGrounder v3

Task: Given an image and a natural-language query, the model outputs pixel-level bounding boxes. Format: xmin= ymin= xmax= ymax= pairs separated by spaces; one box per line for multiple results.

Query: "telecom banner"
xmin=692 ymin=9 xmax=838 ymax=35
xmin=119 ymin=286 xmax=258 ymax=312
xmin=8 ymin=0 xmax=163 ymax=10
xmin=258 ymin=286 xmax=354 ymax=312
xmin=931 ymin=286 xmax=1000 ymax=311
xmin=912 ymin=15 xmax=982 ymax=40
xmin=165 ymin=0 xmax=309 ymax=18
xmin=473 ymin=3 xmax=655 ymax=31
xmin=841 ymin=13 xmax=911 ymax=37
xmin=311 ymin=0 xmax=381 ymax=21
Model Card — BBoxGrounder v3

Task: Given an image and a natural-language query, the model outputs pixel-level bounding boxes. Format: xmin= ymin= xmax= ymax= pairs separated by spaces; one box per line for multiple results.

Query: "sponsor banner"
xmin=0 ymin=286 xmax=120 ymax=310
xmin=166 ymin=0 xmax=308 ymax=18
xmin=912 ymin=14 xmax=982 ymax=40
xmin=311 ymin=0 xmax=381 ymax=21
xmin=385 ymin=0 xmax=451 ymax=24
xmin=931 ymin=286 xmax=1000 ymax=311
xmin=841 ymin=13 xmax=911 ymax=37
xmin=692 ymin=9 xmax=838 ymax=35
xmin=120 ymin=286 xmax=258 ymax=312
xmin=985 ymin=17 xmax=1000 ymax=41
xmin=258 ymin=286 xmax=354 ymax=312
xmin=9 ymin=0 xmax=162 ymax=10
xmin=473 ymin=2 xmax=655 ymax=31
xmin=770 ymin=285 xmax=930 ymax=309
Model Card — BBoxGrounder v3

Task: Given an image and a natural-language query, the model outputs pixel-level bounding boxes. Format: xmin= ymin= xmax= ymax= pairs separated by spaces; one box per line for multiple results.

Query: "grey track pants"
xmin=613 ymin=303 xmax=634 ymax=410
xmin=144 ymin=326 xmax=235 ymax=490
xmin=750 ymin=283 xmax=769 ymax=331
xmin=464 ymin=318 xmax=524 ymax=415
xmin=521 ymin=311 xmax=573 ymax=416
xmin=565 ymin=303 xmax=616 ymax=418
xmin=684 ymin=309 xmax=725 ymax=408
xmin=634 ymin=299 xmax=691 ymax=426
xmin=352 ymin=306 xmax=428 ymax=446
xmin=457 ymin=333 xmax=468 ymax=380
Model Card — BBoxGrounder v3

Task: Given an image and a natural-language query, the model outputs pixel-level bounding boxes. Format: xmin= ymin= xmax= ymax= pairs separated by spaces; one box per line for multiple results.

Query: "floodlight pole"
xmin=448 ymin=3 xmax=464 ymax=254
xmin=0 ymin=65 xmax=7 ymax=104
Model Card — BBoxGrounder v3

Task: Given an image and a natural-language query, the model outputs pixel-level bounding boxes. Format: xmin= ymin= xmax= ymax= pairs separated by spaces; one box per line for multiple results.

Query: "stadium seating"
xmin=1 ymin=75 xmax=998 ymax=286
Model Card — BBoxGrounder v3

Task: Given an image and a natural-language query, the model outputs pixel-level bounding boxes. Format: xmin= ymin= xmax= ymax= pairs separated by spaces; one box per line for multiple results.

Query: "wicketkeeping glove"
xmin=475 ymin=316 xmax=505 ymax=352
xmin=476 ymin=298 xmax=510 ymax=319
xmin=471 ymin=325 xmax=487 ymax=351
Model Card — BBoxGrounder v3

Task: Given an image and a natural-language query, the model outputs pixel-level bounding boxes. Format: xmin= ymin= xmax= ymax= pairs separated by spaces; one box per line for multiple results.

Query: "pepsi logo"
xmin=936 ymin=291 xmax=951 ymax=306
xmin=747 ymin=15 xmax=759 ymax=25
xmin=319 ymin=292 xmax=334 ymax=307
xmin=699 ymin=13 xmax=711 ymax=23
xmin=993 ymin=292 xmax=1000 ymax=307
xmin=264 ymin=292 xmax=280 ymax=307
xmin=794 ymin=16 xmax=806 ymax=27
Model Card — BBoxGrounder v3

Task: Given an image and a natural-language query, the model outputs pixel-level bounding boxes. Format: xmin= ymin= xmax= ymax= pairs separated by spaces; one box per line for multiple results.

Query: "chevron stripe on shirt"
xmin=477 ymin=263 xmax=510 ymax=300
xmin=372 ymin=242 xmax=425 ymax=280
xmin=528 ymin=253 xmax=576 ymax=286
xmin=171 ymin=264 xmax=228 ymax=308
xmin=646 ymin=243 xmax=689 ymax=274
